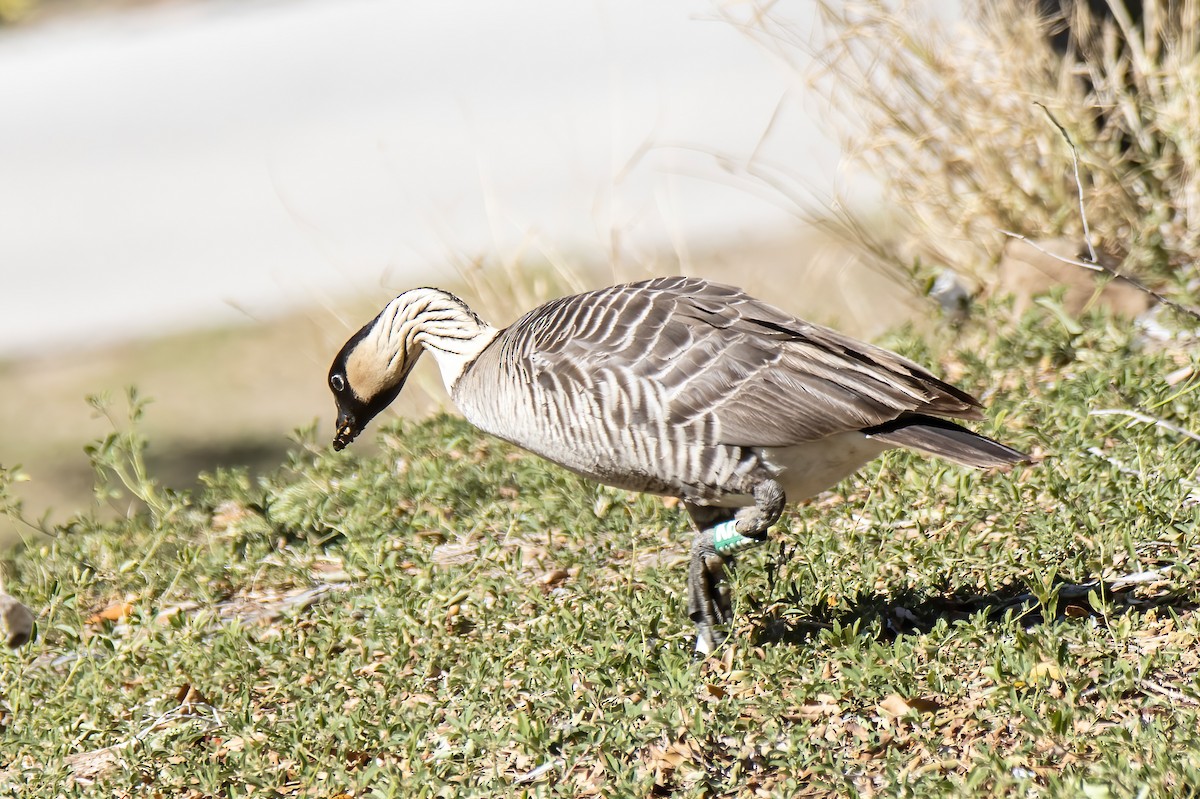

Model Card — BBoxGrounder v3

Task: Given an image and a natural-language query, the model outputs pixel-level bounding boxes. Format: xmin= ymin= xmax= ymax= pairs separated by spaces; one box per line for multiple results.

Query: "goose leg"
xmin=687 ymin=512 xmax=735 ymax=656
xmin=685 ymin=479 xmax=786 ymax=655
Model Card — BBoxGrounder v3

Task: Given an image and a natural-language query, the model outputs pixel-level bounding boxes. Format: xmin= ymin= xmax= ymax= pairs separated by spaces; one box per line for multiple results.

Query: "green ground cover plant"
xmin=1 ymin=302 xmax=1197 ymax=797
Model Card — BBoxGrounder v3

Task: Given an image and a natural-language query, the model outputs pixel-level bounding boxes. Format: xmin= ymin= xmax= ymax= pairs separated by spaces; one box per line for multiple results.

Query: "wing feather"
xmin=497 ymin=276 xmax=983 ymax=447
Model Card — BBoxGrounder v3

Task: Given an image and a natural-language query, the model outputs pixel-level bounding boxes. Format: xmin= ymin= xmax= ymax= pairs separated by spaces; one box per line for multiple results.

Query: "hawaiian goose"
xmin=327 ymin=276 xmax=1026 ymax=653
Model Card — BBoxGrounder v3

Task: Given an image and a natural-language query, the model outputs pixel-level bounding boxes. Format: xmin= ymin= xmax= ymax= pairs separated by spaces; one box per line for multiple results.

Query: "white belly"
xmin=705 ymin=432 xmax=891 ymax=508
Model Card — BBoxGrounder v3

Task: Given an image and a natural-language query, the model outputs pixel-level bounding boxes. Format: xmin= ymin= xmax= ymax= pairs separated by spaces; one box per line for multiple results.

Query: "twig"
xmin=1080 ymin=678 xmax=1122 ymax=699
xmin=1140 ymin=679 xmax=1200 ymax=706
xmin=515 ymin=758 xmax=563 ymax=784
xmin=999 ymin=104 xmax=1200 ymax=324
xmin=1089 ymin=409 xmax=1200 ymax=445
xmin=131 ymin=702 xmax=225 ymax=743
xmin=1035 ymin=102 xmax=1097 ymax=263
xmin=1085 ymin=446 xmax=1144 ymax=477
xmin=998 ymin=230 xmax=1200 ymax=322
xmin=1109 ymin=569 xmax=1172 ymax=589
xmin=972 ymin=567 xmax=1174 ymax=616
xmin=998 ymin=229 xmax=1103 ymax=272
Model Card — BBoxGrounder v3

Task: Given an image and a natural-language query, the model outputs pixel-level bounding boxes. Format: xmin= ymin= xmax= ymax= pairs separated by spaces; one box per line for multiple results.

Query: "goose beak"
xmin=332 ymin=409 xmax=360 ymax=451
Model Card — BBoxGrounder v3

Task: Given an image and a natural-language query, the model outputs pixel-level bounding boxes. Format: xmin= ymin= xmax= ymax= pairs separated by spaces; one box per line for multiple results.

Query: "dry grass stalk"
xmin=748 ymin=0 xmax=1200 ymax=294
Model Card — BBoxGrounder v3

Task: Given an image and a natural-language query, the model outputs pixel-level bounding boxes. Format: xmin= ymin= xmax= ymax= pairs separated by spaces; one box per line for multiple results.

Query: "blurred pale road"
xmin=0 ymin=0 xmax=856 ymax=357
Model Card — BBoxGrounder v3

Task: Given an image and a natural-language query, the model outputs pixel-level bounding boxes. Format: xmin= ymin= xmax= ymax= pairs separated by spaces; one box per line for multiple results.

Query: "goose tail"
xmin=864 ymin=414 xmax=1028 ymax=468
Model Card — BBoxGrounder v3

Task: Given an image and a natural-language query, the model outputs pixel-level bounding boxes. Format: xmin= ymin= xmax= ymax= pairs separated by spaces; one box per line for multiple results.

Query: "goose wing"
xmin=505 ymin=276 xmax=982 ymax=447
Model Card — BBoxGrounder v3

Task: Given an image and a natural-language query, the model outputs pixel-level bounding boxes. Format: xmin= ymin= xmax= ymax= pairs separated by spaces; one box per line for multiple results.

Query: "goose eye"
xmin=330 ymin=374 xmax=346 ymax=392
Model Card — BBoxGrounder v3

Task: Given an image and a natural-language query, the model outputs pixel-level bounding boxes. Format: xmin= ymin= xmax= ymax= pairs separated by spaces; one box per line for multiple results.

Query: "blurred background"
xmin=0 ymin=0 xmax=919 ymax=537
xmin=2 ymin=0 xmax=887 ymax=358
xmin=6 ymin=0 xmax=1185 ymax=540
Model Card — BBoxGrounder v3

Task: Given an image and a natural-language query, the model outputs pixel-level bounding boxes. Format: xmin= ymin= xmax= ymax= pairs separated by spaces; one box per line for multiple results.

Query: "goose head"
xmin=327 ymin=288 xmax=497 ymax=450
xmin=327 ymin=308 xmax=419 ymax=451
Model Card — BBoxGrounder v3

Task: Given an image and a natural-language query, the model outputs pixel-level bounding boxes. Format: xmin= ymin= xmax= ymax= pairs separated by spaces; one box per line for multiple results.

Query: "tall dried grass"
xmin=748 ymin=0 xmax=1200 ymax=293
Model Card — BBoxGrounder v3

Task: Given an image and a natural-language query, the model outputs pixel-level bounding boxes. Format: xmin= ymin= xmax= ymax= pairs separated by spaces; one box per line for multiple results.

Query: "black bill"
xmin=332 ymin=410 xmax=360 ymax=451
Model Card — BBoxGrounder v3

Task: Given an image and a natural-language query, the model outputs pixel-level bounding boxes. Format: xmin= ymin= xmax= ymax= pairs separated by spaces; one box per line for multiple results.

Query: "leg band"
xmin=711 ymin=519 xmax=761 ymax=554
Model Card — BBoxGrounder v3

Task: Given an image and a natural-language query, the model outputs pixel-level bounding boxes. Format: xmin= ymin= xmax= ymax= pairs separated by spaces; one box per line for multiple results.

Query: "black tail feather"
xmin=864 ymin=414 xmax=1028 ymax=468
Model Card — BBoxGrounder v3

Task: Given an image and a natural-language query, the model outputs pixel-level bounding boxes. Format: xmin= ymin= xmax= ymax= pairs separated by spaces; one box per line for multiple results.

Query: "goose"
xmin=327 ymin=276 xmax=1027 ymax=653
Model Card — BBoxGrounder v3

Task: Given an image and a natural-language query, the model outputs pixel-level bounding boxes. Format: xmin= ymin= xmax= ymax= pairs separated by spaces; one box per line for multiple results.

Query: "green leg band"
xmin=712 ymin=519 xmax=760 ymax=553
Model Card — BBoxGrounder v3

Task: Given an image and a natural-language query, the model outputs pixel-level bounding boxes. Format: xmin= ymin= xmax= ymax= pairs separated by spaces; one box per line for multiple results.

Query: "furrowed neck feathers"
xmin=360 ymin=288 xmax=499 ymax=395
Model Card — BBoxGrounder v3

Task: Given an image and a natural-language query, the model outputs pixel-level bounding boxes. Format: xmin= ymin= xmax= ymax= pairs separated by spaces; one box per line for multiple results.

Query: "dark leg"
xmin=687 ymin=504 xmax=736 ymax=656
xmin=685 ymin=479 xmax=786 ymax=655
